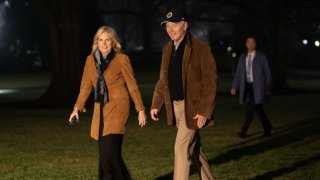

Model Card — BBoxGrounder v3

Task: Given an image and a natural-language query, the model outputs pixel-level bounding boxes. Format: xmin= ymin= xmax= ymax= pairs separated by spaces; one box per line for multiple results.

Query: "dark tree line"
xmin=31 ymin=0 xmax=319 ymax=105
xmin=32 ymin=0 xmax=101 ymax=105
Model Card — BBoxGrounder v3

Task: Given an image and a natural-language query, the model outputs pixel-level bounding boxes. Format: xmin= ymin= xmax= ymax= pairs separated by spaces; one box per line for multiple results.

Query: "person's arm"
xmin=151 ymin=54 xmax=166 ymax=112
xmin=262 ymin=55 xmax=272 ymax=92
xmin=197 ymin=46 xmax=218 ymax=119
xmin=69 ymin=56 xmax=93 ymax=123
xmin=121 ymin=55 xmax=145 ymax=112
xmin=232 ymin=56 xmax=242 ymax=90
xmin=150 ymin=50 xmax=167 ymax=121
xmin=74 ymin=56 xmax=94 ymax=112
xmin=121 ymin=55 xmax=147 ymax=127
xmin=151 ymin=47 xmax=167 ymax=111
xmin=151 ymin=82 xmax=165 ymax=110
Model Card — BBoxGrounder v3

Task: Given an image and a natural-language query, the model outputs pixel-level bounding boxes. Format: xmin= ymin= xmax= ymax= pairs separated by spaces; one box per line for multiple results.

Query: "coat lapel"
xmin=251 ymin=52 xmax=260 ymax=82
xmin=162 ymin=33 xmax=192 ymax=92
xmin=163 ymin=42 xmax=173 ymax=79
xmin=182 ymin=34 xmax=192 ymax=94
xmin=103 ymin=53 xmax=117 ymax=76
xmin=242 ymin=53 xmax=247 ymax=75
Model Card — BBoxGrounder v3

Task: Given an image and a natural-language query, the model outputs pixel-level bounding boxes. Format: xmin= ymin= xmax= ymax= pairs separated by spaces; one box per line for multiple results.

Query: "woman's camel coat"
xmin=74 ymin=53 xmax=145 ymax=140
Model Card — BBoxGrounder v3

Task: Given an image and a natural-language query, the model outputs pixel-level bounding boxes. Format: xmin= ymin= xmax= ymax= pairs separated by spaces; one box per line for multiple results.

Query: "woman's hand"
xmin=138 ymin=110 xmax=147 ymax=127
xmin=69 ymin=108 xmax=79 ymax=123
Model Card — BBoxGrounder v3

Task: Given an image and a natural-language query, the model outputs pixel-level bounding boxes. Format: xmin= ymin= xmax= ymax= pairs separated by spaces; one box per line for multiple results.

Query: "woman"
xmin=69 ymin=26 xmax=147 ymax=180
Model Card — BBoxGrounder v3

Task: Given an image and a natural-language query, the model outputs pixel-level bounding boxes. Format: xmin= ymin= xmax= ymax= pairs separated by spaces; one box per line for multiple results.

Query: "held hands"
xmin=138 ymin=110 xmax=147 ymax=128
xmin=69 ymin=108 xmax=79 ymax=123
xmin=194 ymin=114 xmax=207 ymax=128
xmin=150 ymin=109 xmax=160 ymax=121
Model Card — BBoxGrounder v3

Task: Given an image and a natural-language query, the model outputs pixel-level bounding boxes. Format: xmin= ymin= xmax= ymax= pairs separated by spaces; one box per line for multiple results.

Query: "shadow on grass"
xmin=156 ymin=116 xmax=320 ymax=179
xmin=252 ymin=153 xmax=320 ymax=180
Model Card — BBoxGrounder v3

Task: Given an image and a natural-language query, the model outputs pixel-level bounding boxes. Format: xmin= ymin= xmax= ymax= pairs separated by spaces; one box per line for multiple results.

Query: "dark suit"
xmin=232 ymin=51 xmax=272 ymax=135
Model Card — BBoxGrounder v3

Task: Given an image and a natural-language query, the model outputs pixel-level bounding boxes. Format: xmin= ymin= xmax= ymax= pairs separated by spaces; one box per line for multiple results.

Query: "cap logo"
xmin=167 ymin=12 xmax=173 ymax=18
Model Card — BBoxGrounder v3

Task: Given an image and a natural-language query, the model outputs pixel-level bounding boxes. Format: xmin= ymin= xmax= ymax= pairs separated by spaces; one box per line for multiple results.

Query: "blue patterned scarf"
xmin=93 ymin=49 xmax=115 ymax=104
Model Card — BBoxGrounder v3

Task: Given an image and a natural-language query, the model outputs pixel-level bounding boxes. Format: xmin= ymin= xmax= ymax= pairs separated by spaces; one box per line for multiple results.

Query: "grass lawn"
xmin=0 ymin=72 xmax=320 ymax=179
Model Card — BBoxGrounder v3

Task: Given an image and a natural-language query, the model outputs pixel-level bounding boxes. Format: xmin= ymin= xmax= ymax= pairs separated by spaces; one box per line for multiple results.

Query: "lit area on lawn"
xmin=0 ymin=89 xmax=18 ymax=95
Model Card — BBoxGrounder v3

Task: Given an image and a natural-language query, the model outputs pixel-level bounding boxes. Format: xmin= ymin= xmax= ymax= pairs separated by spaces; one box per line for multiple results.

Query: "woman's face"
xmin=98 ymin=31 xmax=113 ymax=55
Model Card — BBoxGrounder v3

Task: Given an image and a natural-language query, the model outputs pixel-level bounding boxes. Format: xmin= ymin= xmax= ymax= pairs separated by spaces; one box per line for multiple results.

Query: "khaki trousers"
xmin=173 ymin=100 xmax=214 ymax=180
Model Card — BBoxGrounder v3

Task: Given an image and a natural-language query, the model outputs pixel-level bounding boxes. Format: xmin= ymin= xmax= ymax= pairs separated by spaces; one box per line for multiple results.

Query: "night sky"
xmin=0 ymin=0 xmax=320 ymax=73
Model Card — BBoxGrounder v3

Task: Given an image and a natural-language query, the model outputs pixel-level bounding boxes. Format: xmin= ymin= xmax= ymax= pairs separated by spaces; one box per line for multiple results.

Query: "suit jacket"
xmin=232 ymin=51 xmax=272 ymax=104
xmin=151 ymin=33 xmax=218 ymax=130
xmin=74 ymin=53 xmax=145 ymax=140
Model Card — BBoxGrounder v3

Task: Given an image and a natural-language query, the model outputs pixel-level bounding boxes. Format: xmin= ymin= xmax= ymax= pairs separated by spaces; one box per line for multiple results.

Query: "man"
xmin=231 ymin=37 xmax=272 ymax=138
xmin=150 ymin=9 xmax=217 ymax=180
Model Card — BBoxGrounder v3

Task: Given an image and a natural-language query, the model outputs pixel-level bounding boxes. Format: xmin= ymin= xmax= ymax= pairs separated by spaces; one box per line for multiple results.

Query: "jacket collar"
xmin=185 ymin=32 xmax=193 ymax=47
xmin=163 ymin=32 xmax=193 ymax=94
xmin=182 ymin=32 xmax=193 ymax=91
xmin=94 ymin=49 xmax=115 ymax=65
xmin=167 ymin=32 xmax=193 ymax=48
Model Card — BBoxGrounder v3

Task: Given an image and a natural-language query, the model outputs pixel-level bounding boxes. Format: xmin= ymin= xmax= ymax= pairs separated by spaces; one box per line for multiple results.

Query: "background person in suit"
xmin=231 ymin=37 xmax=272 ymax=138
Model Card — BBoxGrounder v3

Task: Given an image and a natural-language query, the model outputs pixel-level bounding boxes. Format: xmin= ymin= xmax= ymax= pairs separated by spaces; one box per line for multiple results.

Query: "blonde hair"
xmin=91 ymin=26 xmax=122 ymax=54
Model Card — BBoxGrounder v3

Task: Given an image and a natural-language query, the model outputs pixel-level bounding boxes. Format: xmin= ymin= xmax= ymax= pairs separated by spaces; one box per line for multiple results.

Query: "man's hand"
xmin=194 ymin=114 xmax=207 ymax=128
xmin=230 ymin=88 xmax=237 ymax=95
xmin=150 ymin=109 xmax=159 ymax=121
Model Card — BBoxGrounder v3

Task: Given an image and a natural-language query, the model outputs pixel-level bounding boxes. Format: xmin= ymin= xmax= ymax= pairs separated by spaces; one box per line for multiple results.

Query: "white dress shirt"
xmin=246 ymin=51 xmax=255 ymax=83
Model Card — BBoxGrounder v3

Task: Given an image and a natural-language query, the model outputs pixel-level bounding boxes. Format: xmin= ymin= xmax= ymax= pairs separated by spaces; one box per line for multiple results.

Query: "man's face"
xmin=246 ymin=38 xmax=256 ymax=52
xmin=165 ymin=21 xmax=187 ymax=42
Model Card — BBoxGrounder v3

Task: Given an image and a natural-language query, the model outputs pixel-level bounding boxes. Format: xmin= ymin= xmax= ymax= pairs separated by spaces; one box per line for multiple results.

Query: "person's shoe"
xmin=263 ymin=131 xmax=272 ymax=137
xmin=238 ymin=132 xmax=248 ymax=139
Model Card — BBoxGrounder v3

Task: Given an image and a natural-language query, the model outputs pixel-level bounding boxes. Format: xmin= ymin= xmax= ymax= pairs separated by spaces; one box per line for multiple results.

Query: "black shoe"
xmin=238 ymin=132 xmax=248 ymax=139
xmin=263 ymin=131 xmax=272 ymax=137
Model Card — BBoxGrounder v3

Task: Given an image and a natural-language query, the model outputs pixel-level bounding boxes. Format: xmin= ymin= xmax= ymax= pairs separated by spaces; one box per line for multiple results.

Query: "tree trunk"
xmin=33 ymin=0 xmax=99 ymax=106
xmin=267 ymin=31 xmax=288 ymax=93
xmin=266 ymin=0 xmax=288 ymax=93
xmin=141 ymin=0 xmax=154 ymax=61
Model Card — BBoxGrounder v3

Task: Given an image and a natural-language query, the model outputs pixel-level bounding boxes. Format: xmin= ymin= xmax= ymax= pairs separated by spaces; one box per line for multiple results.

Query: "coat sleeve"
xmin=151 ymin=51 xmax=166 ymax=111
xmin=232 ymin=56 xmax=242 ymax=90
xmin=262 ymin=55 xmax=272 ymax=91
xmin=121 ymin=55 xmax=145 ymax=112
xmin=197 ymin=47 xmax=218 ymax=119
xmin=74 ymin=56 xmax=93 ymax=112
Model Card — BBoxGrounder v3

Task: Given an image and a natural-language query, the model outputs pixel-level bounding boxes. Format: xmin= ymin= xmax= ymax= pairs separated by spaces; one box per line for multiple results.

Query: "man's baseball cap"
xmin=160 ymin=9 xmax=187 ymax=25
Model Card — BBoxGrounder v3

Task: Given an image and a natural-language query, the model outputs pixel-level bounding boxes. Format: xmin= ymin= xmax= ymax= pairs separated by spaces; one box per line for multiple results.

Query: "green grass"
xmin=0 ymin=72 xmax=320 ymax=179
xmin=0 ymin=73 xmax=50 ymax=104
